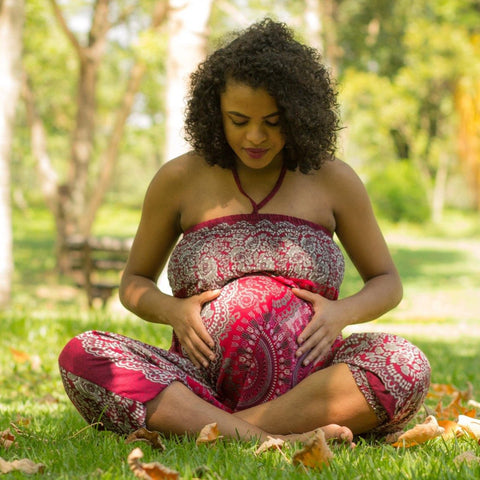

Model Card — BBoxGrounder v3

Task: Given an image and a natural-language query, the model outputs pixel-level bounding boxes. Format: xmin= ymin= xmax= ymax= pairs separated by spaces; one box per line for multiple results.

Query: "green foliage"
xmin=337 ymin=0 xmax=480 ymax=218
xmin=367 ymin=162 xmax=431 ymax=223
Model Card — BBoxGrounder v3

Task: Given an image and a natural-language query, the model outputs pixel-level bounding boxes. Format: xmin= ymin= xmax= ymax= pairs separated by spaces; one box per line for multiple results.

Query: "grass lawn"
xmin=1 ymin=205 xmax=480 ymax=479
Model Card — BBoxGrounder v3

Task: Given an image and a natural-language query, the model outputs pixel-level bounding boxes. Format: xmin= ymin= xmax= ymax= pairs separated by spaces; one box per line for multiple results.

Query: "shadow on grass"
xmin=390 ymin=246 xmax=475 ymax=287
xmin=341 ymin=243 xmax=477 ymax=298
xmin=409 ymin=336 xmax=479 ymax=392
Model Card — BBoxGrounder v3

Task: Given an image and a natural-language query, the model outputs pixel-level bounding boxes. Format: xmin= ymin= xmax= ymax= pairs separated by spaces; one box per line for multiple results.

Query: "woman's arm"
xmin=294 ymin=160 xmax=402 ymax=365
xmin=332 ymin=160 xmax=403 ymax=323
xmin=119 ymin=157 xmax=218 ymax=368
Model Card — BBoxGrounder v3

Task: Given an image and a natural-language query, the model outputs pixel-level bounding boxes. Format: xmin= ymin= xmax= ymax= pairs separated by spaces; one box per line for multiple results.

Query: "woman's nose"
xmin=245 ymin=124 xmax=267 ymax=144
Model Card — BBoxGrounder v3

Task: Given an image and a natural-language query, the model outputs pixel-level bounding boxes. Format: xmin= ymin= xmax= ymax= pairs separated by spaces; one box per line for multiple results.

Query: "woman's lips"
xmin=244 ymin=148 xmax=269 ymax=159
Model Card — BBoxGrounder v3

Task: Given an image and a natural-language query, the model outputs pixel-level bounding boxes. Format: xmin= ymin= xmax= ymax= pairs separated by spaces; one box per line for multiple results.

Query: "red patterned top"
xmin=167 ymin=214 xmax=345 ymax=299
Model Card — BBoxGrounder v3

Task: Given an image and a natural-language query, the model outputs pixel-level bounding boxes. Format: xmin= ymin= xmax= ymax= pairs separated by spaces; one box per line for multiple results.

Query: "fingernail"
xmin=303 ymin=359 xmax=310 ymax=366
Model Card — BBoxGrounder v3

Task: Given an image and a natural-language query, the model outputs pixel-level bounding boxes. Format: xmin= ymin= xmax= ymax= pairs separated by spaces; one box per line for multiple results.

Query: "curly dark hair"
xmin=184 ymin=18 xmax=340 ymax=173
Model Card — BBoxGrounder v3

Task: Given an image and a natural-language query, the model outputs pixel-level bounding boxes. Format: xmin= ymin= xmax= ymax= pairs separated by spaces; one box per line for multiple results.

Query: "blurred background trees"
xmin=0 ymin=0 xmax=24 ymax=307
xmin=1 ymin=0 xmax=479 ymax=306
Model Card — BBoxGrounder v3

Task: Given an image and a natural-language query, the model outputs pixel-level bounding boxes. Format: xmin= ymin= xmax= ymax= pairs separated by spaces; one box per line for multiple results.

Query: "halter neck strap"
xmin=232 ymin=165 xmax=287 ymax=214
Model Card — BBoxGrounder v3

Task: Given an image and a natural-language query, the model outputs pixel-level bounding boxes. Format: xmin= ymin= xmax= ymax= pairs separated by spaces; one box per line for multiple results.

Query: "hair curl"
xmin=184 ymin=18 xmax=340 ymax=173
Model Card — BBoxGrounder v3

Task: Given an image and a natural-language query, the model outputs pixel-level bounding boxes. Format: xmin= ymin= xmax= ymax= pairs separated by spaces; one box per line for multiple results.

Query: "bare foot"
xmin=321 ymin=424 xmax=354 ymax=446
xmin=282 ymin=424 xmax=354 ymax=447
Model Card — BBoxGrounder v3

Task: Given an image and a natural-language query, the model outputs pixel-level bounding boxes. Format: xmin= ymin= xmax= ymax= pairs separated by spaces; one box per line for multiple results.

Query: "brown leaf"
xmin=196 ymin=423 xmax=223 ymax=446
xmin=0 ymin=457 xmax=45 ymax=474
xmin=292 ymin=429 xmax=333 ymax=470
xmin=9 ymin=348 xmax=30 ymax=364
xmin=454 ymin=451 xmax=480 ymax=466
xmin=430 ymin=383 xmax=475 ymax=421
xmin=255 ymin=436 xmax=285 ymax=455
xmin=391 ymin=415 xmax=444 ymax=448
xmin=435 ymin=395 xmax=464 ymax=420
xmin=192 ymin=465 xmax=223 ymax=479
xmin=457 ymin=415 xmax=480 ymax=440
xmin=384 ymin=431 xmax=403 ymax=444
xmin=437 ymin=419 xmax=460 ymax=439
xmin=0 ymin=429 xmax=16 ymax=449
xmin=127 ymin=447 xmax=179 ymax=480
xmin=125 ymin=428 xmax=166 ymax=451
xmin=9 ymin=348 xmax=41 ymax=371
xmin=39 ymin=394 xmax=59 ymax=404
xmin=12 ymin=417 xmax=31 ymax=427
xmin=429 ymin=383 xmax=458 ymax=397
xmin=468 ymin=399 xmax=480 ymax=410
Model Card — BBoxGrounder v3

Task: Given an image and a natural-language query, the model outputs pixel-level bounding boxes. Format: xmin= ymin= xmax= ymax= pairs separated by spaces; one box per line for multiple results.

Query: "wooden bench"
xmin=65 ymin=235 xmax=133 ymax=308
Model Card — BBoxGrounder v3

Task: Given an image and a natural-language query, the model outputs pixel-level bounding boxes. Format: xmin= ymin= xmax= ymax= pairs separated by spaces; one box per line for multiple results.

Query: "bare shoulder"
xmin=145 ymin=152 xmax=206 ymax=204
xmin=149 ymin=152 xmax=203 ymax=188
xmin=318 ymin=157 xmax=363 ymax=189
xmin=317 ymin=157 xmax=370 ymax=207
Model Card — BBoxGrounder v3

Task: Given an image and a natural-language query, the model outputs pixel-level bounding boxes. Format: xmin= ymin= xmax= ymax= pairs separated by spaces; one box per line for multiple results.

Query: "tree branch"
xmin=83 ymin=1 xmax=170 ymax=233
xmin=82 ymin=62 xmax=147 ymax=233
xmin=88 ymin=0 xmax=111 ymax=50
xmin=47 ymin=0 xmax=84 ymax=59
xmin=21 ymin=71 xmax=59 ymax=213
xmin=111 ymin=4 xmax=136 ymax=28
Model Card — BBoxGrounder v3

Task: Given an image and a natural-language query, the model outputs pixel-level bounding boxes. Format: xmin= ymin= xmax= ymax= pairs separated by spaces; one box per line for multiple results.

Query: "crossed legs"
xmin=145 ymin=362 xmax=379 ymax=442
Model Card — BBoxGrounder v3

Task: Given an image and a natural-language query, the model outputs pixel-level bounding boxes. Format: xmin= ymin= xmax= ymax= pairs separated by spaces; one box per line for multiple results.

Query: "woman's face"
xmin=220 ymin=80 xmax=286 ymax=170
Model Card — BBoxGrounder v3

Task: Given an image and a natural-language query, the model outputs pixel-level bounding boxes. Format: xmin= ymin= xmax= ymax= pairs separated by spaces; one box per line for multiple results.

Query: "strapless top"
xmin=167 ymin=213 xmax=345 ymax=299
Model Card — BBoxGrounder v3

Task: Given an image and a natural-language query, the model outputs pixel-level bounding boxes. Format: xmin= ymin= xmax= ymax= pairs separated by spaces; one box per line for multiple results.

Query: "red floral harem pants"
xmin=59 ymin=329 xmax=430 ymax=436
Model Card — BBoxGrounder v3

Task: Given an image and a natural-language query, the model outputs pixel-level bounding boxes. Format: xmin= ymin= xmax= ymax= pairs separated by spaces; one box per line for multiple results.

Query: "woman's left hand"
xmin=292 ymin=288 xmax=346 ymax=366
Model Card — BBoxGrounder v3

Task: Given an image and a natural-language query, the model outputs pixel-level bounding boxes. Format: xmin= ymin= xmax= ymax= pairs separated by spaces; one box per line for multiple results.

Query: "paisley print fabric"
xmin=59 ymin=214 xmax=431 ymax=436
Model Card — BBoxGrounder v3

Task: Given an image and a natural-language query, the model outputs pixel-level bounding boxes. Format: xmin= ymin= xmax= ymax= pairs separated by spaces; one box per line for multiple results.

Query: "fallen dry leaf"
xmin=12 ymin=417 xmax=31 ymax=428
xmin=391 ymin=415 xmax=444 ymax=448
xmin=0 ymin=457 xmax=45 ymax=474
xmin=436 ymin=396 xmax=476 ymax=420
xmin=384 ymin=431 xmax=403 ymax=444
xmin=39 ymin=394 xmax=59 ymax=404
xmin=255 ymin=436 xmax=285 ymax=455
xmin=0 ymin=429 xmax=16 ymax=449
xmin=468 ymin=399 xmax=480 ymax=410
xmin=292 ymin=429 xmax=333 ymax=470
xmin=454 ymin=451 xmax=480 ymax=466
xmin=429 ymin=382 xmax=472 ymax=400
xmin=9 ymin=348 xmax=41 ymax=371
xmin=127 ymin=447 xmax=179 ymax=480
xmin=196 ymin=423 xmax=223 ymax=446
xmin=9 ymin=348 xmax=30 ymax=364
xmin=192 ymin=465 xmax=223 ymax=479
xmin=437 ymin=419 xmax=460 ymax=439
xmin=125 ymin=428 xmax=166 ymax=451
xmin=457 ymin=415 xmax=480 ymax=440
xmin=429 ymin=383 xmax=475 ymax=421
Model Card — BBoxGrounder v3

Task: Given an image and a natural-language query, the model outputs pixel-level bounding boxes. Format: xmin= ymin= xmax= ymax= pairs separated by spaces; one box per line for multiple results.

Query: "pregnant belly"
xmin=200 ymin=274 xmax=315 ymax=411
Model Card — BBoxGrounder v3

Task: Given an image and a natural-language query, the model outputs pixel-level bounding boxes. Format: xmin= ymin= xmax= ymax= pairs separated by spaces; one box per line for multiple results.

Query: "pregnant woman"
xmin=59 ymin=19 xmax=430 ymax=442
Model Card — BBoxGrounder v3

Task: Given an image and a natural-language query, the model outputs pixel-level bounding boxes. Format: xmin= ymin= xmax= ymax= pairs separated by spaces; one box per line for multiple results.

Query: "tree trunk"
xmin=0 ymin=0 xmax=24 ymax=308
xmin=317 ymin=0 xmax=341 ymax=78
xmin=304 ymin=0 xmax=324 ymax=53
xmin=82 ymin=1 xmax=170 ymax=235
xmin=431 ymin=152 xmax=449 ymax=223
xmin=157 ymin=0 xmax=213 ymax=295
xmin=164 ymin=0 xmax=214 ymax=161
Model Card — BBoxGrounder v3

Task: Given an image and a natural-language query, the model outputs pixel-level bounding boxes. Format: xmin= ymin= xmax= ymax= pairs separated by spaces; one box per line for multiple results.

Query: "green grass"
xmin=2 ymin=205 xmax=480 ymax=479
xmin=1 ymin=318 xmax=480 ymax=479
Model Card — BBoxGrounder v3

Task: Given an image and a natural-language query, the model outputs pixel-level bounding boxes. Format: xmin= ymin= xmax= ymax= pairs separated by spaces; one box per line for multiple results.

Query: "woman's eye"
xmin=266 ymin=120 xmax=280 ymax=127
xmin=230 ymin=118 xmax=248 ymax=126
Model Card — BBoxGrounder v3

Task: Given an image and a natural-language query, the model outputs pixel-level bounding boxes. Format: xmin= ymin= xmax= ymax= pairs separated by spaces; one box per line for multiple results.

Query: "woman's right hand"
xmin=169 ymin=289 xmax=221 ymax=368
